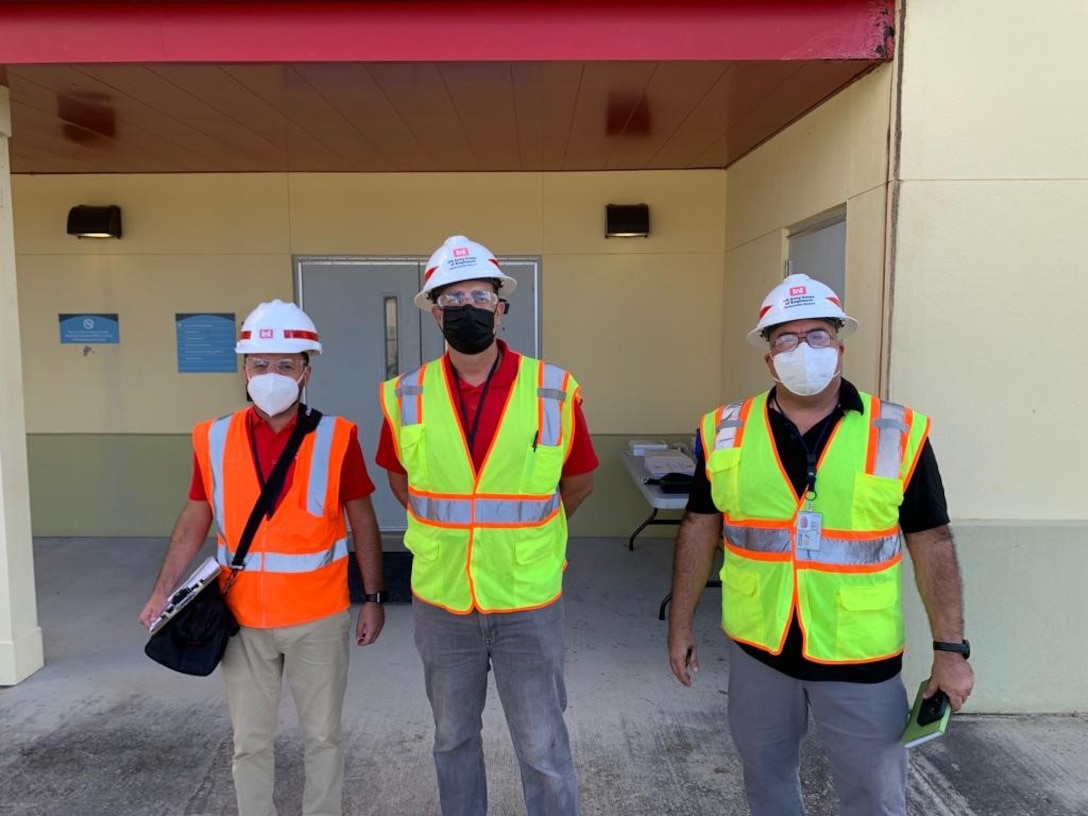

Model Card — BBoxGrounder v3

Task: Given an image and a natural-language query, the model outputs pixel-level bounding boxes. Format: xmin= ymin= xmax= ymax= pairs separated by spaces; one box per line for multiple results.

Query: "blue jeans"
xmin=412 ymin=598 xmax=580 ymax=816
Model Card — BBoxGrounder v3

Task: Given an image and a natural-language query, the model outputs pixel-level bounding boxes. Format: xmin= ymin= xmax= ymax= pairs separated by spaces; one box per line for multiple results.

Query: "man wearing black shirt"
xmin=667 ymin=274 xmax=974 ymax=816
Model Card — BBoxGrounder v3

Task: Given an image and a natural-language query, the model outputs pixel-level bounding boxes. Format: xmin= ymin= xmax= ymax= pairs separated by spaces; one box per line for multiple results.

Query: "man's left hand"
xmin=926 ymin=652 xmax=974 ymax=711
xmin=356 ymin=602 xmax=385 ymax=646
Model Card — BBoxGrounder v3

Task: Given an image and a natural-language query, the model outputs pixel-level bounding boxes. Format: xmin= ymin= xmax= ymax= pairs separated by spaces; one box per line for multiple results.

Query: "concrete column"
xmin=0 ymin=86 xmax=43 ymax=685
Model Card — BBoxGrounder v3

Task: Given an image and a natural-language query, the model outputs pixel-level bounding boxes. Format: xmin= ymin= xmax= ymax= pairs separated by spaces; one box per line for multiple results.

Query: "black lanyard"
xmin=451 ymin=351 xmax=502 ymax=456
xmin=773 ymin=395 xmax=838 ymax=500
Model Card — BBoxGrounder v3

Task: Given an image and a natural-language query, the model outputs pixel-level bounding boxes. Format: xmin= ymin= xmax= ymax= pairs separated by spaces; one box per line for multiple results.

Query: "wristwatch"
xmin=362 ymin=591 xmax=387 ymax=605
xmin=933 ymin=639 xmax=970 ymax=659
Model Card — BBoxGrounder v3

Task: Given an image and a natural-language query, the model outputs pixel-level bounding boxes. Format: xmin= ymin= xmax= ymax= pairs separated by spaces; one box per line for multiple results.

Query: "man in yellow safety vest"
xmin=667 ymin=274 xmax=974 ymax=816
xmin=376 ymin=235 xmax=598 ymax=816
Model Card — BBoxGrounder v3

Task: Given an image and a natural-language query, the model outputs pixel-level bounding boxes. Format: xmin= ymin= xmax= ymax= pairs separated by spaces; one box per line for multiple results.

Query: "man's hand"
xmin=667 ymin=511 xmax=721 ymax=687
xmin=668 ymin=626 xmax=699 ymax=687
xmin=356 ymin=603 xmax=385 ymax=646
xmin=927 ymin=652 xmax=975 ymax=711
xmin=138 ymin=591 xmax=169 ymax=630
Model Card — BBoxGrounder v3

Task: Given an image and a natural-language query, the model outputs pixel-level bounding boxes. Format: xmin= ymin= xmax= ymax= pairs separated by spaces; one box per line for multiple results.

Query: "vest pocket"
xmin=851 ymin=472 xmax=903 ymax=530
xmin=399 ymin=424 xmax=427 ymax=482
xmin=720 ymin=561 xmax=763 ymax=641
xmin=834 ymin=579 xmax=902 ymax=660
xmin=521 ymin=444 xmax=565 ymax=495
xmin=706 ymin=448 xmax=740 ymax=513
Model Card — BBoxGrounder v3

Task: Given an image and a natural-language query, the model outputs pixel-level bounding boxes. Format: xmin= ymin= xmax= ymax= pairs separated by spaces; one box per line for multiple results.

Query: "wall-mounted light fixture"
xmin=605 ymin=203 xmax=650 ymax=238
xmin=67 ymin=205 xmax=123 ymax=239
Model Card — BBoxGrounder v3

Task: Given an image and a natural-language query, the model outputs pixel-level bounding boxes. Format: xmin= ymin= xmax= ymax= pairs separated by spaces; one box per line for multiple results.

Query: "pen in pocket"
xmin=532 ymin=430 xmax=539 ymax=451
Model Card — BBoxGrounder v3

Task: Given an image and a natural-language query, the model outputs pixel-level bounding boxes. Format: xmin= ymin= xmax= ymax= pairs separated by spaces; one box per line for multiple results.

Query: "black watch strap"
xmin=362 ymin=591 xmax=387 ymax=605
xmin=933 ymin=639 xmax=970 ymax=659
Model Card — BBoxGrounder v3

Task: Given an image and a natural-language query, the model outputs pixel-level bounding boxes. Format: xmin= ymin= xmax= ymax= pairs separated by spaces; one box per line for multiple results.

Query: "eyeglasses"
xmin=436 ymin=289 xmax=500 ymax=309
xmin=770 ymin=328 xmax=836 ymax=354
xmin=244 ymin=358 xmax=306 ymax=376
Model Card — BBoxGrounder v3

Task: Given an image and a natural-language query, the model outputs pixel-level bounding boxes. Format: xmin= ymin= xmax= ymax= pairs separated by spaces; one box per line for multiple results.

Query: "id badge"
xmin=796 ymin=510 xmax=823 ymax=551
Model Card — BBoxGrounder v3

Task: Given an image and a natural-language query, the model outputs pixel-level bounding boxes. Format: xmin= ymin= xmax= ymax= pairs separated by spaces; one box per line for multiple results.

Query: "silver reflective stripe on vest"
xmin=409 ymin=494 xmax=472 ymax=525
xmin=396 ymin=369 xmax=425 ymax=426
xmin=306 ymin=415 xmax=337 ymax=517
xmin=793 ymin=532 xmax=902 ymax=566
xmin=218 ymin=537 xmax=349 ymax=573
xmin=872 ymin=402 xmax=908 ymax=479
xmin=207 ymin=414 xmax=232 ymax=538
xmin=409 ymin=492 xmax=561 ymax=527
xmin=477 ymin=493 xmax=561 ymax=524
xmin=537 ymin=364 xmax=568 ymax=447
xmin=714 ymin=402 xmax=746 ymax=451
xmin=722 ymin=523 xmax=791 ymax=555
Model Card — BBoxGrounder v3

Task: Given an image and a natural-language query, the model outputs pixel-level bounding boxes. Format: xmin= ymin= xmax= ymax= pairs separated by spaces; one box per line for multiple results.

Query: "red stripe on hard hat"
xmin=283 ymin=330 xmax=319 ymax=340
xmin=758 ymin=305 xmax=772 ymax=319
xmin=424 ymin=266 xmax=438 ymax=282
xmin=828 ymin=296 xmax=842 ymax=307
xmin=488 ymin=258 xmax=501 ymax=269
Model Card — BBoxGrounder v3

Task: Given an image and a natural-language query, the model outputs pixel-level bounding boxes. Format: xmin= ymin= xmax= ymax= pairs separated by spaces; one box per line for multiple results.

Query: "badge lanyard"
xmin=778 ymin=401 xmax=837 ymax=552
xmin=451 ymin=350 xmax=502 ymax=457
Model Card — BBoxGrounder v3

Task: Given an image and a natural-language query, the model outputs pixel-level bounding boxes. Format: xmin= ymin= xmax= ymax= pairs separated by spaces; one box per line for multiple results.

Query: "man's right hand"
xmin=138 ymin=592 xmax=168 ymax=630
xmin=668 ymin=625 xmax=699 ymax=687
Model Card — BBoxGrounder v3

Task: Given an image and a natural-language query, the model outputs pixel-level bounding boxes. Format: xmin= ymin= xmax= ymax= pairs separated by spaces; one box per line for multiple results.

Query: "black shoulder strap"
xmin=229 ymin=404 xmax=324 ymax=573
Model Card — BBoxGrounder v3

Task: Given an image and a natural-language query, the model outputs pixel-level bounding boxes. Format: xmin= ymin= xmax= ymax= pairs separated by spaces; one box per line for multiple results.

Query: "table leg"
xmin=657 ymin=580 xmax=722 ymax=621
xmin=628 ymin=507 xmax=659 ymax=550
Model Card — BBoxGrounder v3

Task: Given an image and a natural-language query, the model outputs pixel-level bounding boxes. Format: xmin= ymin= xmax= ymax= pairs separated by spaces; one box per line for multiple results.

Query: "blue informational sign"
xmin=176 ymin=313 xmax=238 ymax=373
xmin=59 ymin=313 xmax=120 ymax=344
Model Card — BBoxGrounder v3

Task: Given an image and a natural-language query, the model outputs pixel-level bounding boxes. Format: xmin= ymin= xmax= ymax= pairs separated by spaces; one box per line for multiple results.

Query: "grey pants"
xmin=727 ymin=639 xmax=910 ymax=816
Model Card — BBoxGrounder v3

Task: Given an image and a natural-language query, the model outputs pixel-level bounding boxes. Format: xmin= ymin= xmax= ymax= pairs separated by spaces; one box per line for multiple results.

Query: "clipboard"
xmin=901 ymin=680 xmax=951 ymax=748
xmin=147 ymin=556 xmax=222 ymax=635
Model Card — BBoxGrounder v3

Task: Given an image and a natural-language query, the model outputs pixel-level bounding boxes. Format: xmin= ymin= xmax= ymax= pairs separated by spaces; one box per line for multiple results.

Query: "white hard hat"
xmin=236 ymin=299 xmax=323 ymax=355
xmin=415 ymin=235 xmax=518 ymax=310
xmin=745 ymin=274 xmax=857 ymax=347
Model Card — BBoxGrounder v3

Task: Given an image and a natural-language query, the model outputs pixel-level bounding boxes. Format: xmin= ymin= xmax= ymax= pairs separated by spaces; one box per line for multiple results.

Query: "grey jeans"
xmin=727 ymin=639 xmax=910 ymax=816
xmin=412 ymin=598 xmax=580 ymax=816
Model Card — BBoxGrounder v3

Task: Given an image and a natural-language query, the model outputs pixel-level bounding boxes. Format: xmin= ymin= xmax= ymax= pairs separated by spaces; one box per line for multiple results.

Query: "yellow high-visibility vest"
xmin=700 ymin=390 xmax=930 ymax=664
xmin=381 ymin=355 xmax=577 ymax=613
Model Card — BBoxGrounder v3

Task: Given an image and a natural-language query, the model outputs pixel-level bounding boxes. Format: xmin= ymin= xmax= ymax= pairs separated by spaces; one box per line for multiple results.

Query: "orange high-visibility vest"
xmin=193 ymin=409 xmax=354 ymax=628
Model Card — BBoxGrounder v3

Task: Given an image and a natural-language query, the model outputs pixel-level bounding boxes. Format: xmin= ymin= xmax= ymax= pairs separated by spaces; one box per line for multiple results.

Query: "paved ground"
xmin=2 ymin=537 xmax=1087 ymax=815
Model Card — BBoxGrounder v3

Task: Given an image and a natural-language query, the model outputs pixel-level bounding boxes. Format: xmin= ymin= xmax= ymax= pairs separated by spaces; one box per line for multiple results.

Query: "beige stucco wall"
xmin=722 ymin=66 xmax=893 ymax=402
xmin=13 ymin=170 xmax=724 ymax=537
xmin=890 ymin=0 xmax=1087 ymax=712
xmin=15 ymin=171 xmax=723 ymax=436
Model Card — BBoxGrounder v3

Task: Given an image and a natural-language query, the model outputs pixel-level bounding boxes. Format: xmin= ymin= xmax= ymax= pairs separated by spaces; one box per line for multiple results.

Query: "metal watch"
xmin=933 ymin=639 xmax=970 ymax=659
xmin=362 ymin=591 xmax=387 ymax=605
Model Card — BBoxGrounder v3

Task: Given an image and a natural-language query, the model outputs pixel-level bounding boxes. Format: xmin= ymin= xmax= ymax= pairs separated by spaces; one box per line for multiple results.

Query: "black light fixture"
xmin=605 ymin=203 xmax=650 ymax=238
xmin=67 ymin=205 xmax=123 ymax=239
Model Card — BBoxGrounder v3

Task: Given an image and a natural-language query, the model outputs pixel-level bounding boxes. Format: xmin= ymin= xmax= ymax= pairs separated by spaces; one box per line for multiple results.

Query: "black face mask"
xmin=441 ymin=305 xmax=496 ymax=355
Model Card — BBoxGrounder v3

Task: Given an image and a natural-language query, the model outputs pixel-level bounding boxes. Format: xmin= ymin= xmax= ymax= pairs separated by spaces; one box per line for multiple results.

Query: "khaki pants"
xmin=221 ymin=611 xmax=351 ymax=816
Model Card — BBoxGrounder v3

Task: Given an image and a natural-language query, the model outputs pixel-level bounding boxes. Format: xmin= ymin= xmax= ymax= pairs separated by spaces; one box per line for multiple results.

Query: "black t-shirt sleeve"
xmin=898 ymin=438 xmax=950 ymax=534
xmin=685 ymin=445 xmax=720 ymax=515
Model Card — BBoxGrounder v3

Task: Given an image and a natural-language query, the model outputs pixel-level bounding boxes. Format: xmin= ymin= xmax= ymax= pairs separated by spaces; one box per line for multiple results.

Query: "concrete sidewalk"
xmin=1 ymin=537 xmax=1086 ymax=816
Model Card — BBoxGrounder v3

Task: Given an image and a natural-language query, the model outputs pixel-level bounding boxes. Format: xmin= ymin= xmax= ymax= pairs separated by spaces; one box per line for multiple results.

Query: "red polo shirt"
xmin=376 ymin=340 xmax=598 ymax=476
xmin=189 ymin=406 xmax=375 ymax=506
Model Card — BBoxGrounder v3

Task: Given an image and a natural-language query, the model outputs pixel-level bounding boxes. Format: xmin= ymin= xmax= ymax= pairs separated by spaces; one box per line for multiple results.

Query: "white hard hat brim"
xmin=745 ymin=315 xmax=859 ymax=348
xmin=414 ymin=273 xmax=518 ymax=310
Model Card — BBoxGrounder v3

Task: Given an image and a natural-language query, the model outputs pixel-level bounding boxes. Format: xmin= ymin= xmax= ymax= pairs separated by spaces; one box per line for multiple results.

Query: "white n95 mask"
xmin=247 ymin=373 xmax=302 ymax=416
xmin=773 ymin=345 xmax=839 ymax=397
